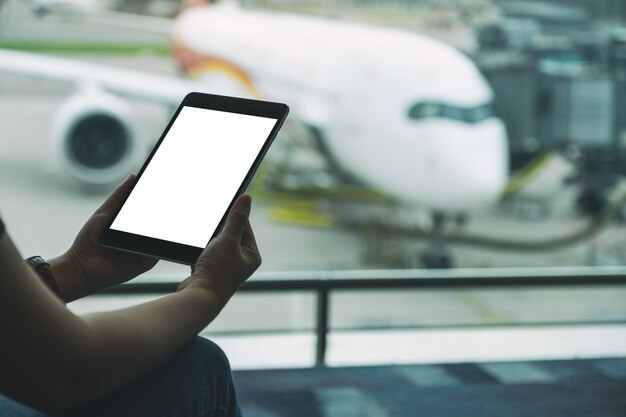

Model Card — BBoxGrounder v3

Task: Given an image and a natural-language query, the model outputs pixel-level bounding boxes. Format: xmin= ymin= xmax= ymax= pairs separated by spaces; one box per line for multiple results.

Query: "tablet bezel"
xmin=99 ymin=92 xmax=289 ymax=265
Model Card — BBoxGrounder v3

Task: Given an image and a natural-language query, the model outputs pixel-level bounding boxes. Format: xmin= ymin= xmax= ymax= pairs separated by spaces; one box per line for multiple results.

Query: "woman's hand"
xmin=51 ymin=174 xmax=158 ymax=302
xmin=178 ymin=194 xmax=261 ymax=304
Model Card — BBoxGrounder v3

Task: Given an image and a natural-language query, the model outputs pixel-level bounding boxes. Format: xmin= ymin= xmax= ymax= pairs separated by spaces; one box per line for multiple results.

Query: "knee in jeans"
xmin=185 ymin=337 xmax=233 ymax=377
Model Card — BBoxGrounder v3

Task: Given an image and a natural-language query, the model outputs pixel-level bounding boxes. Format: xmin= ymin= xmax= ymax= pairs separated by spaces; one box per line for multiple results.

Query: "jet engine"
xmin=52 ymin=89 xmax=137 ymax=185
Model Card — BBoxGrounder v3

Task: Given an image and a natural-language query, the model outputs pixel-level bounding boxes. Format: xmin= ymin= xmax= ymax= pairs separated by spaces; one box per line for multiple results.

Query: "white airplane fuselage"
xmin=172 ymin=5 xmax=508 ymax=211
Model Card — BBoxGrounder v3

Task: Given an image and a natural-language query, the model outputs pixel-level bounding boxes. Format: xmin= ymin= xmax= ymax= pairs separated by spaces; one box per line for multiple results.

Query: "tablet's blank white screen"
xmin=110 ymin=106 xmax=278 ymax=248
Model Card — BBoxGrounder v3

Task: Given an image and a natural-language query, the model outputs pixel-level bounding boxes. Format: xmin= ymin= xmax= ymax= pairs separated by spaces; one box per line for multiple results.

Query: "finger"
xmin=220 ymin=194 xmax=252 ymax=240
xmin=95 ymin=173 xmax=136 ymax=216
xmin=241 ymin=220 xmax=259 ymax=253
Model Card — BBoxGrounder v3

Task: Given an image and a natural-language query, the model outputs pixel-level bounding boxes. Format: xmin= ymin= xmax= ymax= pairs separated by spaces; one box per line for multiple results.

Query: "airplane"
xmin=0 ymin=0 xmax=509 ymax=266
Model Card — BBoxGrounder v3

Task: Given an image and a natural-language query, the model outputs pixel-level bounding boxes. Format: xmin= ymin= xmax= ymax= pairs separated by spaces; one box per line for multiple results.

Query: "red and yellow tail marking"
xmin=172 ymin=35 xmax=260 ymax=97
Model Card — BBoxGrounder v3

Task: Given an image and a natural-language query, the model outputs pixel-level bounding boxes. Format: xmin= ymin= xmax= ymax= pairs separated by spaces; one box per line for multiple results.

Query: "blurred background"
xmin=0 ymin=0 xmax=625 ymax=371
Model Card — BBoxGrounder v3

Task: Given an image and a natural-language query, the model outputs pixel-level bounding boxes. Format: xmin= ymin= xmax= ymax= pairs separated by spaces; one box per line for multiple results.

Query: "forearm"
xmin=78 ymin=286 xmax=227 ymax=404
xmin=13 ymin=283 xmax=230 ymax=414
xmin=2 ymin=248 xmax=228 ymax=413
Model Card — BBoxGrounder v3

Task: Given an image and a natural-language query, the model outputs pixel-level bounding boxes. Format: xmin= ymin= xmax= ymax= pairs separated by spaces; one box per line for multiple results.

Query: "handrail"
xmin=102 ymin=267 xmax=626 ymax=366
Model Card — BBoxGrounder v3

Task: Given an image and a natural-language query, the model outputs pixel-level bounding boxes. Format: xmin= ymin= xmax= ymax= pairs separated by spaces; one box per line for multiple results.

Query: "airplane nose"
xmin=425 ymin=120 xmax=508 ymax=210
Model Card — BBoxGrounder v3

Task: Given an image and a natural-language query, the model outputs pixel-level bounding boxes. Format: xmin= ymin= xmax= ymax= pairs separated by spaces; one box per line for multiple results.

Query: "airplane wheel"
xmin=420 ymin=249 xmax=454 ymax=269
xmin=576 ymin=189 xmax=606 ymax=217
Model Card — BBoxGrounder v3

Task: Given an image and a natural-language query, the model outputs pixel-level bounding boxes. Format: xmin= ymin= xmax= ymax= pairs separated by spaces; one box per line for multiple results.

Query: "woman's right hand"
xmin=178 ymin=194 xmax=262 ymax=303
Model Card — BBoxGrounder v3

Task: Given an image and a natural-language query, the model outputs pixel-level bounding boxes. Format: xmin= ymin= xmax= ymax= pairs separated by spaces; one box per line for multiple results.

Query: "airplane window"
xmin=442 ymin=106 xmax=464 ymax=121
xmin=408 ymin=102 xmax=494 ymax=124
xmin=423 ymin=103 xmax=441 ymax=117
xmin=408 ymin=103 xmax=441 ymax=119
xmin=407 ymin=103 xmax=424 ymax=119
xmin=469 ymin=104 xmax=494 ymax=123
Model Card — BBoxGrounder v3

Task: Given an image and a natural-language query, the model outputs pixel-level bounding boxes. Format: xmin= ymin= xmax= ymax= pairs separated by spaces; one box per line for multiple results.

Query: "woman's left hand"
xmin=51 ymin=174 xmax=158 ymax=302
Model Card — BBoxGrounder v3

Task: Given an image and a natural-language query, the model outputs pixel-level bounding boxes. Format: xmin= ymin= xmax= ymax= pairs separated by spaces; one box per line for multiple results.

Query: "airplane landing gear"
xmin=419 ymin=211 xmax=455 ymax=269
xmin=419 ymin=245 xmax=453 ymax=269
xmin=576 ymin=187 xmax=607 ymax=217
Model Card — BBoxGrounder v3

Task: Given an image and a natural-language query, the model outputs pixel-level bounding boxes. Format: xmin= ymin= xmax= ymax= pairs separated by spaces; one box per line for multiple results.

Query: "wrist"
xmin=49 ymin=253 xmax=87 ymax=303
xmin=182 ymin=279 xmax=233 ymax=312
xmin=26 ymin=255 xmax=61 ymax=297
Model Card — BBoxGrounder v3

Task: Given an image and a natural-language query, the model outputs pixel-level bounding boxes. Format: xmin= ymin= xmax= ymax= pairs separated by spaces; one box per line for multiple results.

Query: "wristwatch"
xmin=26 ymin=256 xmax=60 ymax=296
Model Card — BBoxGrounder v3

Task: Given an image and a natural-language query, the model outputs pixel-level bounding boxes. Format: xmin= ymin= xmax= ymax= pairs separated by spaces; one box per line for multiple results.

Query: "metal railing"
xmin=103 ymin=266 xmax=626 ymax=367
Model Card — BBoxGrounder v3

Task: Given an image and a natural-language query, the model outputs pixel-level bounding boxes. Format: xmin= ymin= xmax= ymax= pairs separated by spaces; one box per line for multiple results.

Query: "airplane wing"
xmin=0 ymin=48 xmax=208 ymax=105
xmin=68 ymin=9 xmax=173 ymax=34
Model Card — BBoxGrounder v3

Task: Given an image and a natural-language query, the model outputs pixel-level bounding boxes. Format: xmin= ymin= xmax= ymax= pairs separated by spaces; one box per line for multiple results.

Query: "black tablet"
xmin=100 ymin=92 xmax=289 ymax=265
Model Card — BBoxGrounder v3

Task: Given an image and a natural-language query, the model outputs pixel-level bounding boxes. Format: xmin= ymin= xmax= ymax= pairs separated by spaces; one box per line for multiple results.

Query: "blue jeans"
xmin=0 ymin=337 xmax=242 ymax=417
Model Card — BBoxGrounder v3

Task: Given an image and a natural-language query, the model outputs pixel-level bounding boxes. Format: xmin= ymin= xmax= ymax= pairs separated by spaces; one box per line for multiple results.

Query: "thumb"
xmin=220 ymin=194 xmax=252 ymax=240
xmin=95 ymin=173 xmax=136 ymax=216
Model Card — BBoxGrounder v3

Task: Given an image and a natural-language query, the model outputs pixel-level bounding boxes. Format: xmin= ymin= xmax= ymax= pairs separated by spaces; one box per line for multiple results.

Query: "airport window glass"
xmin=2 ymin=0 xmax=626 ymax=342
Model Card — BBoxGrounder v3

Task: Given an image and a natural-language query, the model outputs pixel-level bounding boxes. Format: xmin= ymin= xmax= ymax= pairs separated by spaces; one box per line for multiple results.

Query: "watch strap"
xmin=26 ymin=256 xmax=60 ymax=296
